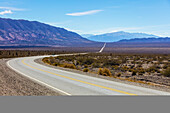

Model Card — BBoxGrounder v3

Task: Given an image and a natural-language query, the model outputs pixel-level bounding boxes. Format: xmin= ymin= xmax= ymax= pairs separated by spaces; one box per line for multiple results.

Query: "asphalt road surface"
xmin=7 ymin=55 xmax=170 ymax=95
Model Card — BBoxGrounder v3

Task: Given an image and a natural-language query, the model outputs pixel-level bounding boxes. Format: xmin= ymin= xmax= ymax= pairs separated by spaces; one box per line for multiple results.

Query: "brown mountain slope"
xmin=0 ymin=18 xmax=98 ymax=47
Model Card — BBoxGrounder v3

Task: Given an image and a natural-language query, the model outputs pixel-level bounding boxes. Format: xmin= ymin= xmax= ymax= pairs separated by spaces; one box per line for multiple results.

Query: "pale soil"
xmin=36 ymin=58 xmax=170 ymax=93
xmin=0 ymin=58 xmax=60 ymax=96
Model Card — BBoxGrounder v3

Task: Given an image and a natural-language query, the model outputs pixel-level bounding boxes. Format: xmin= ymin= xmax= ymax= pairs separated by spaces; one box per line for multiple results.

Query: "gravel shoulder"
xmin=35 ymin=58 xmax=170 ymax=93
xmin=0 ymin=58 xmax=61 ymax=96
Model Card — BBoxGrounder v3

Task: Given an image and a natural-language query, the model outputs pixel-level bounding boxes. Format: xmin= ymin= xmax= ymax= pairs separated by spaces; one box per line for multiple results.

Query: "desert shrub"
xmin=116 ymin=72 xmax=121 ymax=77
xmin=83 ymin=58 xmax=94 ymax=65
xmin=83 ymin=68 xmax=89 ymax=72
xmin=98 ymin=68 xmax=103 ymax=75
xmin=103 ymin=73 xmax=108 ymax=76
xmin=64 ymin=57 xmax=73 ymax=61
xmin=163 ymin=64 xmax=168 ymax=69
xmin=129 ymin=69 xmax=132 ymax=72
xmin=42 ymin=58 xmax=50 ymax=64
xmin=162 ymin=67 xmax=170 ymax=77
xmin=156 ymin=70 xmax=161 ymax=73
xmin=138 ymin=68 xmax=145 ymax=74
xmin=92 ymin=63 xmax=100 ymax=68
xmin=52 ymin=62 xmax=60 ymax=66
xmin=76 ymin=61 xmax=80 ymax=65
xmin=130 ymin=65 xmax=135 ymax=69
xmin=103 ymin=60 xmax=120 ymax=67
xmin=138 ymin=73 xmax=143 ymax=76
xmin=102 ymin=68 xmax=112 ymax=76
xmin=63 ymin=63 xmax=76 ymax=69
xmin=122 ymin=66 xmax=129 ymax=71
xmin=84 ymin=64 xmax=88 ymax=68
xmin=146 ymin=66 xmax=157 ymax=72
xmin=132 ymin=70 xmax=137 ymax=76
xmin=48 ymin=57 xmax=56 ymax=64
xmin=77 ymin=58 xmax=84 ymax=64
xmin=112 ymin=65 xmax=119 ymax=70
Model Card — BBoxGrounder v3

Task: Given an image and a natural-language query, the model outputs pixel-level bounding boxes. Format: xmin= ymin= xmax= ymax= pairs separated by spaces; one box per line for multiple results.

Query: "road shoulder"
xmin=0 ymin=58 xmax=61 ymax=96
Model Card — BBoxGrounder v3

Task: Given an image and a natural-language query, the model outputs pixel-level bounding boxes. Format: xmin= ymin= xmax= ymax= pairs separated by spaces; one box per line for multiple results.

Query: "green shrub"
xmin=162 ymin=67 xmax=170 ymax=77
xmin=112 ymin=65 xmax=119 ymax=70
xmin=63 ymin=63 xmax=76 ymax=69
xmin=92 ymin=63 xmax=100 ymax=68
xmin=163 ymin=64 xmax=168 ymax=69
xmin=103 ymin=60 xmax=120 ymax=67
xmin=52 ymin=62 xmax=60 ymax=66
xmin=42 ymin=58 xmax=50 ymax=64
xmin=132 ymin=70 xmax=137 ymax=76
xmin=116 ymin=72 xmax=121 ymax=77
xmin=102 ymin=68 xmax=112 ymax=76
xmin=83 ymin=58 xmax=94 ymax=65
xmin=98 ymin=68 xmax=103 ymax=75
xmin=84 ymin=64 xmax=88 ymax=68
xmin=146 ymin=66 xmax=157 ymax=72
xmin=83 ymin=68 xmax=89 ymax=72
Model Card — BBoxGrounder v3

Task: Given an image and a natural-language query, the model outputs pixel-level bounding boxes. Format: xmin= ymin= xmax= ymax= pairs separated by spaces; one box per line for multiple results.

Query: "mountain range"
xmin=106 ymin=37 xmax=170 ymax=48
xmin=0 ymin=18 xmax=98 ymax=47
xmin=0 ymin=17 xmax=169 ymax=48
xmin=82 ymin=31 xmax=159 ymax=42
xmin=119 ymin=37 xmax=170 ymax=42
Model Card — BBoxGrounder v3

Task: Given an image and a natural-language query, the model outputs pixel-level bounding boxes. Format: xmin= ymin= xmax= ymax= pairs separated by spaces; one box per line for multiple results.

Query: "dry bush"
xmin=62 ymin=63 xmax=76 ymax=69
xmin=52 ymin=63 xmax=60 ymax=66
xmin=116 ymin=72 xmax=121 ymax=77
xmin=102 ymin=68 xmax=112 ymax=76
xmin=84 ymin=64 xmax=88 ymax=68
xmin=132 ymin=70 xmax=137 ymax=76
xmin=98 ymin=68 xmax=103 ymax=75
xmin=42 ymin=58 xmax=50 ymax=64
xmin=162 ymin=67 xmax=170 ymax=77
xmin=98 ymin=68 xmax=112 ymax=76
xmin=83 ymin=68 xmax=89 ymax=72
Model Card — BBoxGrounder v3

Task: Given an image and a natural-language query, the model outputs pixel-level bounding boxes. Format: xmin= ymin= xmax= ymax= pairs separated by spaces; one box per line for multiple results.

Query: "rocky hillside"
xmin=0 ymin=18 xmax=97 ymax=47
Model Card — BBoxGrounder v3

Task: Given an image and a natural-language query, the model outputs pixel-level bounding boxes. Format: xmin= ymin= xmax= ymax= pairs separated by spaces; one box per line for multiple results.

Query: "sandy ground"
xmin=0 ymin=58 xmax=60 ymax=96
xmin=36 ymin=58 xmax=170 ymax=93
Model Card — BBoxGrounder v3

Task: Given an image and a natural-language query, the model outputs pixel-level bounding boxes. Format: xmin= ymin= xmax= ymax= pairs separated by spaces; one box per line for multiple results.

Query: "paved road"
xmin=7 ymin=55 xmax=170 ymax=95
xmin=99 ymin=43 xmax=106 ymax=53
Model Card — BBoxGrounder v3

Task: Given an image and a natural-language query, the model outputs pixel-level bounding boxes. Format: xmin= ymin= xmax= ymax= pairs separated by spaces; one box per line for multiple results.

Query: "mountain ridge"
xmin=0 ymin=17 xmax=98 ymax=47
xmin=84 ymin=31 xmax=159 ymax=42
xmin=119 ymin=37 xmax=170 ymax=42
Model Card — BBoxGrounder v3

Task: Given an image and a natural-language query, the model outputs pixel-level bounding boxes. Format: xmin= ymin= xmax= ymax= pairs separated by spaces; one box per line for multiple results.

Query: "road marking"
xmin=21 ymin=59 xmax=137 ymax=95
xmin=7 ymin=60 xmax=71 ymax=96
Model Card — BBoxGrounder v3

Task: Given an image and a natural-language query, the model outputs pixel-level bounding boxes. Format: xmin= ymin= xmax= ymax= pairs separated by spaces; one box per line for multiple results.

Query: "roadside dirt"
xmin=0 ymin=58 xmax=61 ymax=96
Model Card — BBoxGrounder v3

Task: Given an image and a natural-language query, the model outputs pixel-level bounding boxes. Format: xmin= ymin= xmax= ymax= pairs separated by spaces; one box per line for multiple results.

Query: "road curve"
xmin=7 ymin=55 xmax=170 ymax=95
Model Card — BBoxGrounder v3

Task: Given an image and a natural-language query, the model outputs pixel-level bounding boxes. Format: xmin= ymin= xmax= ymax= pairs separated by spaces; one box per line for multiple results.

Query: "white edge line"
xmin=6 ymin=60 xmax=71 ymax=96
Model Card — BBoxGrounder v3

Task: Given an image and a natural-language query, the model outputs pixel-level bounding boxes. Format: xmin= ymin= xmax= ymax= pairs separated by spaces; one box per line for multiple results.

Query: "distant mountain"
xmin=85 ymin=31 xmax=159 ymax=42
xmin=119 ymin=37 xmax=170 ymax=43
xmin=81 ymin=34 xmax=94 ymax=38
xmin=106 ymin=37 xmax=170 ymax=48
xmin=0 ymin=18 xmax=98 ymax=47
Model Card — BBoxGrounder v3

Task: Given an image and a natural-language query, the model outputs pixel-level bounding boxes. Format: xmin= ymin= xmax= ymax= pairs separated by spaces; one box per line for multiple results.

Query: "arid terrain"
xmin=0 ymin=47 xmax=170 ymax=95
xmin=43 ymin=52 xmax=170 ymax=87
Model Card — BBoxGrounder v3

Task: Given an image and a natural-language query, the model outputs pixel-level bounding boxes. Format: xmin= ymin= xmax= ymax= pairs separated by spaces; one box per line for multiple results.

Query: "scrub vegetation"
xmin=0 ymin=50 xmax=70 ymax=59
xmin=43 ymin=53 xmax=170 ymax=86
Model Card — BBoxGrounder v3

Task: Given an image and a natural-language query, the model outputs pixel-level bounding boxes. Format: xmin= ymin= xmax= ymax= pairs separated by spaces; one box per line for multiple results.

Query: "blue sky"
xmin=0 ymin=0 xmax=170 ymax=36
